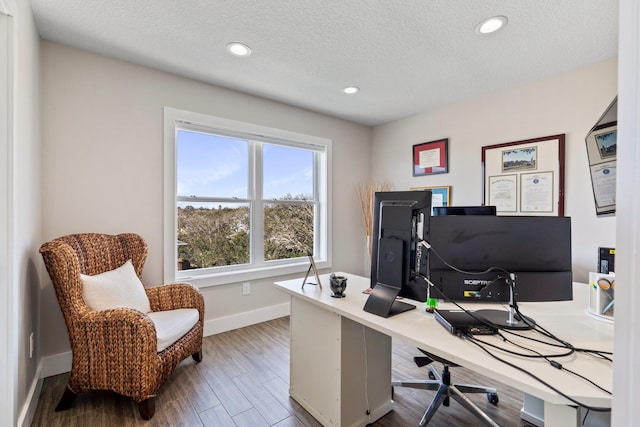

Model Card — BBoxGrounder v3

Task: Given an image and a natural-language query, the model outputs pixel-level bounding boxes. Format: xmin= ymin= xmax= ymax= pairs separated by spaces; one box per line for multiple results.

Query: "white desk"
xmin=274 ymin=273 xmax=613 ymax=427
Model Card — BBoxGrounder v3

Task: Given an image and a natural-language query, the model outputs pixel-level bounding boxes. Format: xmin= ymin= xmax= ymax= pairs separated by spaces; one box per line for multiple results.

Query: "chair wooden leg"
xmin=192 ymin=350 xmax=203 ymax=362
xmin=138 ymin=397 xmax=156 ymax=420
xmin=55 ymin=386 xmax=77 ymax=411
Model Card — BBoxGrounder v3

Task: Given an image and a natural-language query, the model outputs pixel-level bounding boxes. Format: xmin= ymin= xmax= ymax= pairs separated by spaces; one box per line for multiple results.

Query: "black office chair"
xmin=392 ymin=349 xmax=500 ymax=427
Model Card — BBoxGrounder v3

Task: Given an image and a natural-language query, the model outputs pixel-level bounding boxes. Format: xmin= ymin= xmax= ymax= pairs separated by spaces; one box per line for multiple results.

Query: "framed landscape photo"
xmin=482 ymin=134 xmax=565 ymax=216
xmin=413 ymin=138 xmax=449 ymax=176
xmin=502 ymin=146 xmax=537 ymax=172
xmin=593 ymin=126 xmax=617 ymax=160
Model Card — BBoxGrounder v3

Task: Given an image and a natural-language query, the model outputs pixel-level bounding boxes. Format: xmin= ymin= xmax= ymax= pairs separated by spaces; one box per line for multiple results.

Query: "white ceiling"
xmin=30 ymin=0 xmax=618 ymax=126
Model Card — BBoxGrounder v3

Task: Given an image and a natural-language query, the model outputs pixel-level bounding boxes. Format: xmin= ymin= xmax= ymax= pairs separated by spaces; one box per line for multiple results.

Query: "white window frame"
xmin=164 ymin=107 xmax=332 ymax=287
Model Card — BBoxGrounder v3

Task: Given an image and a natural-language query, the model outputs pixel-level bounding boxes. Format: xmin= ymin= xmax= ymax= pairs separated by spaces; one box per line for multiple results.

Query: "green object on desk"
xmin=426 ymin=297 xmax=438 ymax=313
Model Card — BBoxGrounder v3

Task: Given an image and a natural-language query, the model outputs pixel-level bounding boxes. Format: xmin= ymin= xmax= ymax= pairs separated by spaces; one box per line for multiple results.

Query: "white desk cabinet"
xmin=290 ymin=296 xmax=393 ymax=427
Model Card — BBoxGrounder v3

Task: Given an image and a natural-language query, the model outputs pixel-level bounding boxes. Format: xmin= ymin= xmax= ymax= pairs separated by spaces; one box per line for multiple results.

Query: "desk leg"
xmin=289 ymin=297 xmax=393 ymax=427
xmin=543 ymin=401 xmax=580 ymax=427
xmin=522 ymin=393 xmax=610 ymax=427
xmin=520 ymin=393 xmax=544 ymax=426
xmin=522 ymin=393 xmax=579 ymax=427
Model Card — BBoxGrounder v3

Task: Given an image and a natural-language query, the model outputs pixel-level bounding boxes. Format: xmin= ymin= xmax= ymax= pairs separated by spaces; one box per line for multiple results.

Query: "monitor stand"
xmin=363 ymin=283 xmax=416 ymax=318
xmin=473 ymin=272 xmax=535 ymax=330
xmin=474 ymin=309 xmax=535 ymax=330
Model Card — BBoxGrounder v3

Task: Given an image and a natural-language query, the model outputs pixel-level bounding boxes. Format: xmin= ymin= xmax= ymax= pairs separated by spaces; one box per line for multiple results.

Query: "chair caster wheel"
xmin=487 ymin=392 xmax=499 ymax=405
xmin=428 ymin=371 xmax=436 ymax=380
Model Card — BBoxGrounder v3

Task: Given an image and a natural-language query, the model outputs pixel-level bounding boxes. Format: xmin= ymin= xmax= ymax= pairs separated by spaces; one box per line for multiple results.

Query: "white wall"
xmin=39 ymin=41 xmax=371 ymax=363
xmin=1 ymin=0 xmax=42 ymax=425
xmin=612 ymin=0 xmax=640 ymax=424
xmin=371 ymin=58 xmax=618 ymax=284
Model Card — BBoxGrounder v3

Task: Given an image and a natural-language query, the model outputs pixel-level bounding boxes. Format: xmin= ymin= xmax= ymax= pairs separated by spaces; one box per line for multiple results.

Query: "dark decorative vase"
xmin=329 ymin=273 xmax=347 ymax=298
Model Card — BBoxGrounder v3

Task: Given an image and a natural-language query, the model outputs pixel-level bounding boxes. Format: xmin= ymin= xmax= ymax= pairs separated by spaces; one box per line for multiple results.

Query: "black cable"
xmin=473 ymin=332 xmax=575 ymax=359
xmin=463 ymin=333 xmax=612 ymax=412
xmin=575 ymin=348 xmax=613 ymax=362
xmin=430 ymin=272 xmax=612 ymax=362
xmin=426 ymin=275 xmax=578 ymax=358
xmin=514 ymin=306 xmax=613 ymax=363
xmin=422 ymin=241 xmax=613 ymax=400
xmin=475 ymin=334 xmax=610 ymax=395
xmin=428 ymin=244 xmax=512 ymax=278
xmin=429 ymin=280 xmax=613 ymax=405
xmin=427 ymin=244 xmax=612 ymax=363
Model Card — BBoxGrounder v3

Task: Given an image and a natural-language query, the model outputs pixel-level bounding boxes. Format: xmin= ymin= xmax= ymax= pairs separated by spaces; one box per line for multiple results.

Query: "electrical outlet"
xmin=242 ymin=282 xmax=251 ymax=296
xmin=29 ymin=332 xmax=34 ymax=358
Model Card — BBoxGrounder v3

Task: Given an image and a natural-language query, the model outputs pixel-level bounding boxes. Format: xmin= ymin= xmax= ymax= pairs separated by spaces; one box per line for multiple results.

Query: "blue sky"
xmin=177 ymin=130 xmax=313 ymax=200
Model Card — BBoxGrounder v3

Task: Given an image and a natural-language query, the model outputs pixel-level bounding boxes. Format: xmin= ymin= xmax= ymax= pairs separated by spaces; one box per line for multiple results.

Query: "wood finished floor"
xmin=32 ymin=317 xmax=534 ymax=426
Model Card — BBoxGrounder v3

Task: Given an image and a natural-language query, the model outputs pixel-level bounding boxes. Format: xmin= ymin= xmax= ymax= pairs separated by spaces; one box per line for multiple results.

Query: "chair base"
xmin=55 ymin=387 xmax=77 ymax=411
xmin=392 ymin=364 xmax=499 ymax=427
xmin=138 ymin=397 xmax=156 ymax=420
xmin=55 ymin=385 xmax=158 ymax=420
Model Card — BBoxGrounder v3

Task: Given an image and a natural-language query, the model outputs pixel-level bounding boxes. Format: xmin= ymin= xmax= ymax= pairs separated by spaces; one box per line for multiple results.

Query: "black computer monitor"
xmin=432 ymin=206 xmax=497 ymax=216
xmin=363 ymin=191 xmax=431 ymax=318
xmin=428 ymin=215 xmax=573 ymax=328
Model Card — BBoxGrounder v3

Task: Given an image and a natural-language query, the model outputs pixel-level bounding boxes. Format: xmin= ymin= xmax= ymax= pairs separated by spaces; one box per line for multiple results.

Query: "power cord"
xmin=463 ymin=332 xmax=611 ymax=412
xmin=424 ymin=241 xmax=613 ymax=360
xmin=419 ymin=240 xmax=613 ymax=413
xmin=362 ymin=325 xmax=372 ymax=424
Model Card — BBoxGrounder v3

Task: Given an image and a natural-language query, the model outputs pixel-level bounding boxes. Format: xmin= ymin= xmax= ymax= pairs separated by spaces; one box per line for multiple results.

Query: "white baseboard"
xmin=203 ymin=302 xmax=290 ymax=336
xmin=41 ymin=302 xmax=291 ymax=378
xmin=41 ymin=350 xmax=72 ymax=378
xmin=18 ymin=361 xmax=43 ymax=427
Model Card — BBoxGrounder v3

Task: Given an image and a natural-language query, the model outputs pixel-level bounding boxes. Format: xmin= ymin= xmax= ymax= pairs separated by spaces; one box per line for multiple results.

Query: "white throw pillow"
xmin=81 ymin=260 xmax=151 ymax=313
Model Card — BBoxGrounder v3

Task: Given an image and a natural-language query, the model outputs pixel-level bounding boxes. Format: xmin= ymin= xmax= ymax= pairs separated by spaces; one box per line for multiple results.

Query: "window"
xmin=164 ymin=108 xmax=331 ymax=287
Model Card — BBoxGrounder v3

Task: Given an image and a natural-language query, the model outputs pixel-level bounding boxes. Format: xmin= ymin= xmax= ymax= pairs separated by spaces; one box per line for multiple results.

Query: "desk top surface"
xmin=274 ymin=272 xmax=613 ymax=408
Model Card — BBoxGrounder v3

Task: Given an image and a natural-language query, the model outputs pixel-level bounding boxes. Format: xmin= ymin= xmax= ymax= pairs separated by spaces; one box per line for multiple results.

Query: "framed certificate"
xmin=412 ymin=138 xmax=449 ymax=176
xmin=586 ymin=119 xmax=617 ymax=216
xmin=482 ymin=134 xmax=565 ymax=216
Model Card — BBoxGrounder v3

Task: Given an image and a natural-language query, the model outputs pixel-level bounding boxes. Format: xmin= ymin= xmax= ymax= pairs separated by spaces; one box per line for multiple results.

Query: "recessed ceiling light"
xmin=343 ymin=86 xmax=360 ymax=94
xmin=476 ymin=16 xmax=508 ymax=35
xmin=226 ymin=42 xmax=252 ymax=57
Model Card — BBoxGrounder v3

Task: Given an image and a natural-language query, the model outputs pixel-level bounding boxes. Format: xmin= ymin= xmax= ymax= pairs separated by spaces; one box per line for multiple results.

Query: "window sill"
xmin=175 ymin=259 xmax=331 ymax=288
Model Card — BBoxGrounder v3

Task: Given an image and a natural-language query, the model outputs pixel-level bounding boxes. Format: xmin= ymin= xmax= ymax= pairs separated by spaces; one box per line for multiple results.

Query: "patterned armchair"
xmin=39 ymin=233 xmax=204 ymax=420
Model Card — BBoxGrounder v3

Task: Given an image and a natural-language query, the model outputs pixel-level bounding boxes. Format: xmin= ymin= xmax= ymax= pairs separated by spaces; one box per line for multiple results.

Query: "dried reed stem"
xmin=357 ymin=182 xmax=392 ymax=255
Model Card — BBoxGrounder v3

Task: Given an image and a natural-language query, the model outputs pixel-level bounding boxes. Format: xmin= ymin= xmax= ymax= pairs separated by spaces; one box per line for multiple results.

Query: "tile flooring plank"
xmin=262 ymin=377 xmax=323 ymax=427
xmin=198 ymin=404 xmax=236 ymax=427
xmin=232 ymin=407 xmax=270 ymax=427
xmin=203 ymin=364 xmax=253 ymax=417
xmin=232 ymin=372 xmax=291 ymax=425
xmin=272 ymin=416 xmax=305 ymax=427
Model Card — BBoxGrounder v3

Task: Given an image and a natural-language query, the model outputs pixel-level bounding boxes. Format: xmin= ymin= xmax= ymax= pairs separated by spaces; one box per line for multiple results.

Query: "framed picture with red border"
xmin=413 ymin=138 xmax=449 ymax=176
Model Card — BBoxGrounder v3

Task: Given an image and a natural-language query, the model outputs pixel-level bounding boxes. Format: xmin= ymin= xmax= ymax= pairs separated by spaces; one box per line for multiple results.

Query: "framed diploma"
xmin=520 ymin=171 xmax=554 ymax=213
xmin=585 ymin=97 xmax=617 ymax=217
xmin=488 ymin=174 xmax=517 ymax=212
xmin=482 ymin=134 xmax=565 ymax=216
xmin=412 ymin=138 xmax=449 ymax=176
xmin=589 ymin=160 xmax=616 ymax=210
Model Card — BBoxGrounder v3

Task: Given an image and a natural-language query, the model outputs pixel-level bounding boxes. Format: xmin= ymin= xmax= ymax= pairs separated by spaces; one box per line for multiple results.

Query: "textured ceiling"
xmin=30 ymin=0 xmax=618 ymax=126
